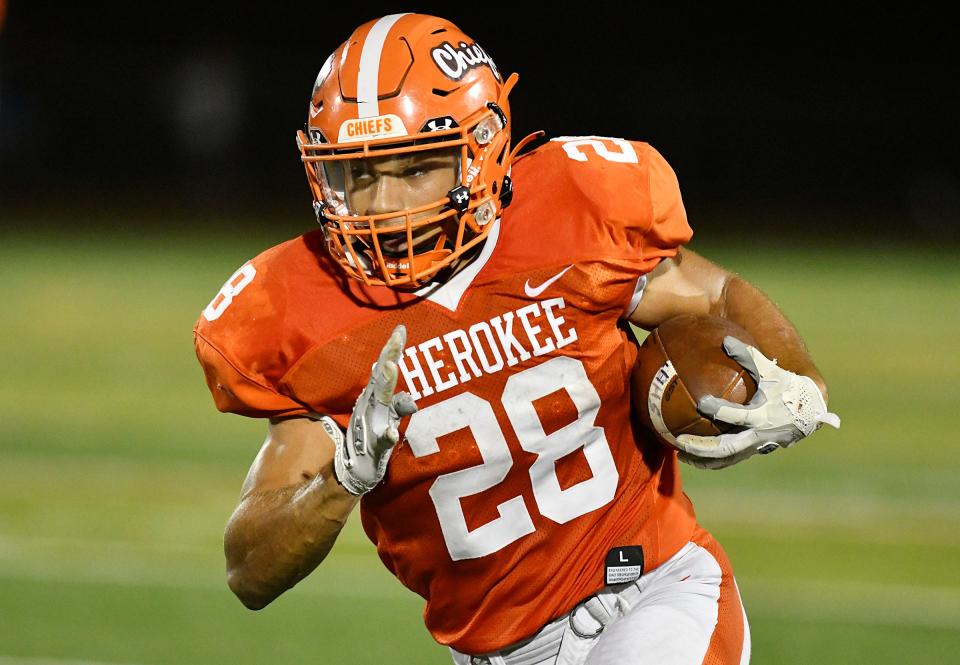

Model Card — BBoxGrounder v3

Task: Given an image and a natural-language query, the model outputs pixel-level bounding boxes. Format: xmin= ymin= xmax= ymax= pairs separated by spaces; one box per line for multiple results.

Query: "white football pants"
xmin=449 ymin=534 xmax=750 ymax=665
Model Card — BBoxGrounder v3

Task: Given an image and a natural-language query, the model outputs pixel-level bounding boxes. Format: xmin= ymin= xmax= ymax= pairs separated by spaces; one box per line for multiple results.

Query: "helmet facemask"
xmin=298 ymin=96 xmax=513 ymax=288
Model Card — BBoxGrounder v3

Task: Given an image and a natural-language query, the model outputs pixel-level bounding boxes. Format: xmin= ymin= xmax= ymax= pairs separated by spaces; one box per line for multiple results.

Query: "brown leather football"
xmin=632 ymin=314 xmax=758 ymax=446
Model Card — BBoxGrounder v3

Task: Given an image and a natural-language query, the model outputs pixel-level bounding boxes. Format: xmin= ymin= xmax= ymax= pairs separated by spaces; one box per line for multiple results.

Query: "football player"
xmin=194 ymin=13 xmax=839 ymax=665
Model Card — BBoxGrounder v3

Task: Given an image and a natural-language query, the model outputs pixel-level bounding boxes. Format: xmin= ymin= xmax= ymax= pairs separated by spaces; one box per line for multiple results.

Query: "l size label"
xmin=605 ymin=546 xmax=644 ymax=585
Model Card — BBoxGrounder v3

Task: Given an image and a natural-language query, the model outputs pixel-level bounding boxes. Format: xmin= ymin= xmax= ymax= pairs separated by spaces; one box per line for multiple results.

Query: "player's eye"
xmin=403 ymin=160 xmax=448 ymax=179
xmin=350 ymin=168 xmax=374 ymax=184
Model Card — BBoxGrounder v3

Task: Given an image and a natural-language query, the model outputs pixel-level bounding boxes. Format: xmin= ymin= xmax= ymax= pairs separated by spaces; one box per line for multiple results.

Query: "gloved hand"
xmin=674 ymin=336 xmax=840 ymax=470
xmin=333 ymin=325 xmax=419 ymax=495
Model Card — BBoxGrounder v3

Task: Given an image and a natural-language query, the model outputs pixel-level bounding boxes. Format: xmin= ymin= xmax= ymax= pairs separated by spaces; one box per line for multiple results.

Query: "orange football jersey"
xmin=195 ymin=137 xmax=697 ymax=654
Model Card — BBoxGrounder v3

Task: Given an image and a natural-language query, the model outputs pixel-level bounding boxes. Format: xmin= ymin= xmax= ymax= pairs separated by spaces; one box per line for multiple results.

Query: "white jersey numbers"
xmin=553 ymin=136 xmax=638 ymax=164
xmin=203 ymin=263 xmax=256 ymax=321
xmin=405 ymin=356 xmax=619 ymax=561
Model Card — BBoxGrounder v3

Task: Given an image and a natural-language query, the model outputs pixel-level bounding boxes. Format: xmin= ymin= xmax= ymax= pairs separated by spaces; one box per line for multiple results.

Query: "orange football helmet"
xmin=296 ymin=13 xmax=527 ymax=288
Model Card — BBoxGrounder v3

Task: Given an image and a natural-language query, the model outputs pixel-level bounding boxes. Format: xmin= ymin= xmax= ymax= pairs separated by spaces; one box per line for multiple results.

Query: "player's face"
xmin=341 ymin=148 xmax=459 ymax=256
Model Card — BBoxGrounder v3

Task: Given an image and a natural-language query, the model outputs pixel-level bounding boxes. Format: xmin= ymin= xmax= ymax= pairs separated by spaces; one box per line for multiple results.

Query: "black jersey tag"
xmin=605 ymin=546 xmax=644 ymax=585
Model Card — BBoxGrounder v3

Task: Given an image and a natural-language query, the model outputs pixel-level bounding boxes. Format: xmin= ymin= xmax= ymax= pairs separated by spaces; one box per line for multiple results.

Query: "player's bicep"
xmin=239 ymin=417 xmax=337 ymax=498
xmin=628 ymin=248 xmax=730 ymax=330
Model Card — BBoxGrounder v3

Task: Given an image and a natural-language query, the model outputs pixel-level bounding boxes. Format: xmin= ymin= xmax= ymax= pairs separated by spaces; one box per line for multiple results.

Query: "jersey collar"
xmin=413 ymin=218 xmax=501 ymax=312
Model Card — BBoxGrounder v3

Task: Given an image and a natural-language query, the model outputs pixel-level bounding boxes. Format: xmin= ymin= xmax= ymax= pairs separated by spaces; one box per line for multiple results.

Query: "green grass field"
xmin=1 ymin=225 xmax=958 ymax=664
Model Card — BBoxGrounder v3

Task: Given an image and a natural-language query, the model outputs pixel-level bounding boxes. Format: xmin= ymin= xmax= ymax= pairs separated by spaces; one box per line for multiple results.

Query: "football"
xmin=632 ymin=314 xmax=758 ymax=446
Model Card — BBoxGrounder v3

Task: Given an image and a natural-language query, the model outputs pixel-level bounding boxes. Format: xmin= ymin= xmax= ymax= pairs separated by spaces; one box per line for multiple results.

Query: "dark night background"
xmin=1 ymin=2 xmax=957 ymax=240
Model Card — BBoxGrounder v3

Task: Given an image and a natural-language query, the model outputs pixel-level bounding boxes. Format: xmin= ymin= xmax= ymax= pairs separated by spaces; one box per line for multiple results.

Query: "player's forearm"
xmin=224 ymin=464 xmax=359 ymax=610
xmin=712 ymin=275 xmax=829 ymax=402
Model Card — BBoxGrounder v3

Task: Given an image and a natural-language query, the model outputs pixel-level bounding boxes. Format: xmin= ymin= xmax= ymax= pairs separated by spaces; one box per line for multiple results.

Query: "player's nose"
xmin=367 ymin=176 xmax=404 ymax=220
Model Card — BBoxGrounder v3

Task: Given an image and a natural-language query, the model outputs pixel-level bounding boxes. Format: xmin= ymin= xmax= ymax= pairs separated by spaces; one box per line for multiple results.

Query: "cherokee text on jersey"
xmin=398 ymin=296 xmax=577 ymax=400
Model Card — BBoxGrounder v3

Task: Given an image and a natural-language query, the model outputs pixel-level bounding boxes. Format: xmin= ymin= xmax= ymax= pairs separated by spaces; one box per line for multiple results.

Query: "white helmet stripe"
xmin=357 ymin=13 xmax=409 ymax=119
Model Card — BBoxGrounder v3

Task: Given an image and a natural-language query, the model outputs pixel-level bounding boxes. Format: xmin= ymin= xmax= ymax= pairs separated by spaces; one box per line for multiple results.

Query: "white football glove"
xmin=332 ymin=325 xmax=418 ymax=495
xmin=674 ymin=336 xmax=840 ymax=470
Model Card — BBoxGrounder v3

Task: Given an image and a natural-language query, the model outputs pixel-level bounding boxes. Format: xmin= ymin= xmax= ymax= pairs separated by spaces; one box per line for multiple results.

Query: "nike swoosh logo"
xmin=524 ymin=265 xmax=574 ymax=298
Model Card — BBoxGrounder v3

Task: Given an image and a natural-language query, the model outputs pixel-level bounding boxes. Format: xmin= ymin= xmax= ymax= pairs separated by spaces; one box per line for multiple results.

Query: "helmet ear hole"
xmin=499 ymin=175 xmax=514 ymax=208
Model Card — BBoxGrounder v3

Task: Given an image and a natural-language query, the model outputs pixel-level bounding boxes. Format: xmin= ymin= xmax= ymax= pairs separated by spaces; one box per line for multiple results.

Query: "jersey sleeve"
xmin=191 ymin=247 xmax=315 ymax=420
xmin=642 ymin=144 xmax=693 ymax=261
xmin=513 ymin=138 xmax=693 ymax=266
xmin=585 ymin=140 xmax=692 ymax=263
xmin=194 ymin=330 xmax=311 ymax=419
xmin=614 ymin=143 xmax=693 ymax=316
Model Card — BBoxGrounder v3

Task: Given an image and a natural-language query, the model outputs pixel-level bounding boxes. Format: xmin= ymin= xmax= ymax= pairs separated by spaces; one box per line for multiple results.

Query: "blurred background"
xmin=1 ymin=2 xmax=958 ymax=663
